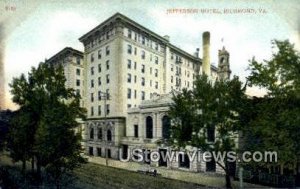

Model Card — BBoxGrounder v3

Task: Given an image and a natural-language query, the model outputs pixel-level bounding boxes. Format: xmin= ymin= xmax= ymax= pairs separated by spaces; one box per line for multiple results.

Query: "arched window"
xmin=162 ymin=116 xmax=171 ymax=139
xmin=146 ymin=116 xmax=153 ymax=139
xmin=107 ymin=130 xmax=112 ymax=141
xmin=98 ymin=128 xmax=102 ymax=140
xmin=90 ymin=128 xmax=94 ymax=139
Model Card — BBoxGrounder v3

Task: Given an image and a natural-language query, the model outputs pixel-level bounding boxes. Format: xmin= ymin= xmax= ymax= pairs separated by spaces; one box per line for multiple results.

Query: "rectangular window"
xmin=171 ymin=64 xmax=174 ymax=71
xmin=155 ymin=81 xmax=158 ymax=89
xmin=134 ymin=62 xmax=137 ymax=70
xmin=76 ymin=68 xmax=80 ymax=76
xmin=155 ymin=56 xmax=158 ymax=64
xmin=141 ymin=91 xmax=145 ymax=100
xmin=98 ymin=105 xmax=101 ymax=116
xmin=134 ymin=47 xmax=137 ymax=55
xmin=155 ymin=43 xmax=158 ymax=51
xmin=141 ymin=50 xmax=145 ymax=59
xmin=127 ymin=88 xmax=131 ymax=99
xmin=91 ymin=80 xmax=94 ymax=88
xmin=150 ymin=67 xmax=152 ymax=74
xmin=127 ymin=59 xmax=131 ymax=69
xmin=106 ymin=104 xmax=110 ymax=115
xmin=98 ymin=50 xmax=102 ymax=59
xmin=171 ymin=76 xmax=173 ymax=83
xmin=76 ymin=57 xmax=81 ymax=65
xmin=106 ymin=89 xmax=110 ymax=100
xmin=91 ymin=107 xmax=94 ymax=116
xmin=89 ymin=147 xmax=93 ymax=156
xmin=150 ymin=80 xmax=152 ymax=87
xmin=134 ymin=90 xmax=137 ymax=99
xmin=91 ymin=93 xmax=94 ymax=102
xmin=128 ymin=29 xmax=132 ymax=38
xmin=98 ymin=91 xmax=102 ymax=101
xmin=155 ymin=69 xmax=158 ymax=77
xmin=106 ymin=46 xmax=110 ymax=55
xmin=97 ymin=147 xmax=102 ymax=157
xmin=141 ymin=77 xmax=145 ymax=86
xmin=91 ymin=67 xmax=94 ymax=75
xmin=134 ymin=125 xmax=138 ymax=137
xmin=127 ymin=73 xmax=131 ymax=83
xmin=106 ymin=60 xmax=109 ymax=70
xmin=107 ymin=149 xmax=111 ymax=158
xmin=206 ymin=159 xmax=216 ymax=172
xmin=98 ymin=77 xmax=101 ymax=86
xmin=76 ymin=89 xmax=80 ymax=96
xmin=134 ymin=75 xmax=137 ymax=83
xmin=127 ymin=44 xmax=132 ymax=54
xmin=142 ymin=36 xmax=145 ymax=45
xmin=91 ymin=53 xmax=94 ymax=62
xmin=98 ymin=64 xmax=101 ymax=73
xmin=141 ymin=64 xmax=145 ymax=73
xmin=106 ymin=31 xmax=109 ymax=39
xmin=106 ymin=74 xmax=110 ymax=83
xmin=134 ymin=33 xmax=137 ymax=41
xmin=76 ymin=79 xmax=80 ymax=86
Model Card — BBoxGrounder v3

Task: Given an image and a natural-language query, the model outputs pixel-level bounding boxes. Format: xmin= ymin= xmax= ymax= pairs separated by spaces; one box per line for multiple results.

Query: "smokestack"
xmin=202 ymin=31 xmax=211 ymax=76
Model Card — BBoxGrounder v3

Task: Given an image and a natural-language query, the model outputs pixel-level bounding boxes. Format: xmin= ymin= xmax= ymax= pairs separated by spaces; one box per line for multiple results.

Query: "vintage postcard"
xmin=0 ymin=0 xmax=299 ymax=188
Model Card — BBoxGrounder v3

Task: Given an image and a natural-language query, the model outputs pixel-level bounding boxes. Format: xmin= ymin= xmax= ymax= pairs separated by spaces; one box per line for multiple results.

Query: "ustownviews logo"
xmin=119 ymin=149 xmax=277 ymax=163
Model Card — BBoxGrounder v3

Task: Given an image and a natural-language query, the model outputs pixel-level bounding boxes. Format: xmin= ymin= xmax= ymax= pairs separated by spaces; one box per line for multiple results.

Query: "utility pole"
xmin=99 ymin=91 xmax=110 ymax=166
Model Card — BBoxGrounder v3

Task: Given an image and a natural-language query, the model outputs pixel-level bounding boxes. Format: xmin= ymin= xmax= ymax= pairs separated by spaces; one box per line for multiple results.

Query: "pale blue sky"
xmin=1 ymin=0 xmax=299 ymax=109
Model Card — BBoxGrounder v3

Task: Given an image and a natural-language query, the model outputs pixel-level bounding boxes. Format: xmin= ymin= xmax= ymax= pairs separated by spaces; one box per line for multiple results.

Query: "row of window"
xmin=127 ymin=59 xmax=159 ymax=75
xmin=86 ymin=28 xmax=115 ymax=49
xmin=90 ymin=75 xmax=110 ymax=87
xmin=90 ymin=46 xmax=110 ymax=62
xmin=90 ymin=104 xmax=110 ymax=116
xmin=90 ymin=89 xmax=110 ymax=102
xmin=170 ymin=52 xmax=196 ymax=70
xmin=127 ymin=44 xmax=159 ymax=64
xmin=90 ymin=60 xmax=110 ymax=75
xmin=126 ymin=29 xmax=161 ymax=52
xmin=88 ymin=147 xmax=111 ymax=158
xmin=127 ymin=75 xmax=159 ymax=88
xmin=89 ymin=127 xmax=112 ymax=141
xmin=127 ymin=89 xmax=146 ymax=100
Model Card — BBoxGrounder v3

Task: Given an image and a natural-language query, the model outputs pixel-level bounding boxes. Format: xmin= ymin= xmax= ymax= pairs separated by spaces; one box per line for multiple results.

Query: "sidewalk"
xmin=88 ymin=156 xmax=265 ymax=188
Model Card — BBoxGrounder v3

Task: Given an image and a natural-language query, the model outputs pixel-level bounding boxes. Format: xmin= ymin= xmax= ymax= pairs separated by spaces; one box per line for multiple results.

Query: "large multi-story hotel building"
xmin=48 ymin=13 xmax=231 ymax=173
xmin=46 ymin=47 xmax=85 ymax=107
xmin=78 ymin=13 xmax=231 ymax=173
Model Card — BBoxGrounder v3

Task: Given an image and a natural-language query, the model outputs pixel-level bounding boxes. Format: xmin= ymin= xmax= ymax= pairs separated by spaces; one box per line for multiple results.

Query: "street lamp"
xmin=98 ymin=91 xmax=110 ymax=166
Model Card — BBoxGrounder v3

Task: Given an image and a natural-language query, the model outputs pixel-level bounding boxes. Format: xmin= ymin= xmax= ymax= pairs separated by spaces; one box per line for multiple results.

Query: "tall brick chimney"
xmin=202 ymin=31 xmax=211 ymax=76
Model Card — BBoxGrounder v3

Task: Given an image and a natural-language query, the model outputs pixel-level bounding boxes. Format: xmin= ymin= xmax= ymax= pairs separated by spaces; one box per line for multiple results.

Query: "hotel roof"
xmin=79 ymin=12 xmax=218 ymax=71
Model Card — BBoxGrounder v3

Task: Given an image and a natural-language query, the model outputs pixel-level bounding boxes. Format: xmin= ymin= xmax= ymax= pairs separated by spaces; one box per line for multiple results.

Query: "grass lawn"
xmin=1 ymin=154 xmax=208 ymax=189
xmin=69 ymin=163 xmax=208 ymax=189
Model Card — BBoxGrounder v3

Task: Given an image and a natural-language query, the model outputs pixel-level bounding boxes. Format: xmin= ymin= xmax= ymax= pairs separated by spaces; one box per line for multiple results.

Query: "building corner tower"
xmin=217 ymin=46 xmax=231 ymax=80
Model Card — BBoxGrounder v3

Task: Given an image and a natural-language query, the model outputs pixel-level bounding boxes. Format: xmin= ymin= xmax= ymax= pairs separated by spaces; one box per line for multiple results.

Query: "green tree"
xmin=9 ymin=62 xmax=86 ymax=188
xmin=245 ymin=40 xmax=300 ymax=179
xmin=170 ymin=74 xmax=246 ymax=188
